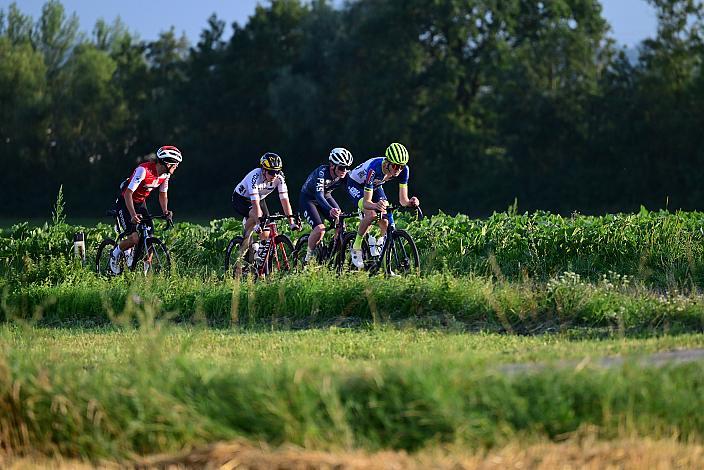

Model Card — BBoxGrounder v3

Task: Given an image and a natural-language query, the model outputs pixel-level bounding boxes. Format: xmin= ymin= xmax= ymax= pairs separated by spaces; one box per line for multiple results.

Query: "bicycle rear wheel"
xmin=96 ymin=238 xmax=123 ymax=276
xmin=292 ymin=234 xmax=310 ymax=270
xmin=141 ymin=237 xmax=171 ymax=275
xmin=340 ymin=232 xmax=372 ymax=272
xmin=384 ymin=229 xmax=420 ymax=276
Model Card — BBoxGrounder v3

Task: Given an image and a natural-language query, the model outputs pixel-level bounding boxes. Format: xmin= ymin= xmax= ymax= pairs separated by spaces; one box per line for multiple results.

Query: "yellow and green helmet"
xmin=384 ymin=142 xmax=409 ymax=165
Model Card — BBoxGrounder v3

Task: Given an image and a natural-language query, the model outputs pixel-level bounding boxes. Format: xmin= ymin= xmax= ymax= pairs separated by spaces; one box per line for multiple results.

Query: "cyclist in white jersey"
xmin=232 ymin=152 xmax=299 ymax=245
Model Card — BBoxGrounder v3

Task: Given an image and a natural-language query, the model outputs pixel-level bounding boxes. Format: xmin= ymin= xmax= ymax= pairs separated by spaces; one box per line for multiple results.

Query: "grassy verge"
xmin=2 ymin=325 xmax=704 ymax=459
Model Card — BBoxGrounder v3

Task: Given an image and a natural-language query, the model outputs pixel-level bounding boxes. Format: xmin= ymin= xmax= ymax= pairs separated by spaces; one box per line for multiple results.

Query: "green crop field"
xmin=3 ymin=206 xmax=704 ymax=465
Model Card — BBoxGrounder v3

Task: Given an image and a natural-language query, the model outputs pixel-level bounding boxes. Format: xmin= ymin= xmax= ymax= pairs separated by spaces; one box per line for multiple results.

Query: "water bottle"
xmin=257 ymin=240 xmax=270 ymax=258
xmin=73 ymin=232 xmax=86 ymax=263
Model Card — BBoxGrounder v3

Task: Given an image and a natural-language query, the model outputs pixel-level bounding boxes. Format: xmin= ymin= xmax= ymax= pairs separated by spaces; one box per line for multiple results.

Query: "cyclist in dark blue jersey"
xmin=299 ymin=148 xmax=354 ymax=262
xmin=346 ymin=142 xmax=420 ymax=268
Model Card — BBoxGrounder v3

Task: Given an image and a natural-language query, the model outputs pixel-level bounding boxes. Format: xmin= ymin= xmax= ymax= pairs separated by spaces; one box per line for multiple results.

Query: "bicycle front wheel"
xmin=224 ymin=236 xmax=255 ymax=278
xmin=141 ymin=237 xmax=171 ymax=276
xmin=292 ymin=234 xmax=310 ymax=270
xmin=384 ymin=229 xmax=420 ymax=276
xmin=265 ymin=234 xmax=295 ymax=276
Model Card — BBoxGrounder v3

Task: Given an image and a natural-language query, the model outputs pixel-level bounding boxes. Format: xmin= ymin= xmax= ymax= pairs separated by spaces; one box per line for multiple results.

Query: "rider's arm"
xmin=314 ymin=167 xmax=335 ymax=214
xmin=280 ymin=197 xmax=294 ymax=218
xmin=158 ymin=191 xmax=169 ymax=215
xmin=158 ymin=177 xmax=169 ymax=214
xmin=398 ymin=167 xmax=417 ymax=207
xmin=277 ymin=174 xmax=297 ymax=222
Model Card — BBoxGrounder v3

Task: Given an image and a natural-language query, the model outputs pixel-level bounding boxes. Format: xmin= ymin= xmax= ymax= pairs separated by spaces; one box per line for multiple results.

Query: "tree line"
xmin=1 ymin=0 xmax=703 ymax=219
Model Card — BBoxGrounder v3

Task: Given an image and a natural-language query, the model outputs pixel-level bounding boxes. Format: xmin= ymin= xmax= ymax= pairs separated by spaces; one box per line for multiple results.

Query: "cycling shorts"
xmin=231 ymin=192 xmax=270 ymax=220
xmin=115 ymin=196 xmax=151 ymax=235
xmin=299 ymin=193 xmax=339 ymax=228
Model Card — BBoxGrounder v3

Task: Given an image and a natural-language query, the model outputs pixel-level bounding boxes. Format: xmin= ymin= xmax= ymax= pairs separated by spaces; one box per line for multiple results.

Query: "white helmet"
xmin=329 ymin=147 xmax=353 ymax=166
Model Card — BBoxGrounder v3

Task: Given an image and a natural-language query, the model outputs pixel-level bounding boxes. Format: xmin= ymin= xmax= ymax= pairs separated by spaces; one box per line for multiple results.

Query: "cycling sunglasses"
xmin=389 ymin=163 xmax=405 ymax=171
xmin=265 ymin=169 xmax=281 ymax=176
xmin=335 ymin=165 xmax=350 ymax=171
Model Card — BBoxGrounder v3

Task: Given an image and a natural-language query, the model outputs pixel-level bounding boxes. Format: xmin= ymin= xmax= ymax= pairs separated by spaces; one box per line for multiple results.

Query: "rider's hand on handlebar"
xmin=289 ymin=222 xmax=301 ymax=231
xmin=163 ymin=210 xmax=173 ymax=220
xmin=374 ymin=200 xmax=388 ymax=212
xmin=253 ymin=224 xmax=262 ymax=234
xmin=329 ymin=208 xmax=342 ymax=219
xmin=408 ymin=197 xmax=420 ymax=208
xmin=131 ymin=213 xmax=142 ymax=224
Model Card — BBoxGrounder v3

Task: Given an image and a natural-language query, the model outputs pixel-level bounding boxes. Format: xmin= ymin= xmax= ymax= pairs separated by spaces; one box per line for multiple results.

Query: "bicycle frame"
xmin=321 ymin=212 xmax=357 ymax=259
xmin=255 ymin=214 xmax=293 ymax=276
xmin=113 ymin=213 xmax=172 ymax=270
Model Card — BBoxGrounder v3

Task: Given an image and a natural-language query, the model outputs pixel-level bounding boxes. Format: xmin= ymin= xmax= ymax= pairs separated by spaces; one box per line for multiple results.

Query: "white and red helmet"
xmin=156 ymin=145 xmax=183 ymax=164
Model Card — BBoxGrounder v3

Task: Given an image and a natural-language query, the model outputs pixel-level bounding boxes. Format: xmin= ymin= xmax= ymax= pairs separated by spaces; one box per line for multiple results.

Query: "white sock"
xmin=112 ymin=246 xmax=122 ymax=257
xmin=304 ymin=248 xmax=314 ymax=261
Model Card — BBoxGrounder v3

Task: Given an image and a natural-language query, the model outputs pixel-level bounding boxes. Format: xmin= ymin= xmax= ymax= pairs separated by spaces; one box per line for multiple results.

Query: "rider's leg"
xmin=302 ymin=198 xmax=325 ymax=259
xmin=118 ymin=232 xmax=139 ymax=251
xmin=353 ymin=204 xmax=376 ymax=250
xmin=354 ymin=187 xmax=385 ymax=249
xmin=308 ymin=225 xmax=325 ymax=250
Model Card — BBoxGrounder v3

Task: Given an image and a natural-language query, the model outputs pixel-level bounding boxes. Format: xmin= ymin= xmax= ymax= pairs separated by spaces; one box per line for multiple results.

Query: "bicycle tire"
xmin=96 ymin=238 xmax=120 ymax=276
xmin=292 ymin=234 xmax=310 ymax=270
xmin=224 ymin=235 xmax=255 ymax=278
xmin=340 ymin=232 xmax=372 ymax=272
xmin=384 ymin=229 xmax=420 ymax=276
xmin=140 ymin=237 xmax=171 ymax=276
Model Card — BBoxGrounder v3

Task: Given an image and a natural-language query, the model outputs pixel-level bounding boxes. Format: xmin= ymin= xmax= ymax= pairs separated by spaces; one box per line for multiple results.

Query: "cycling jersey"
xmin=120 ymin=162 xmax=170 ymax=204
xmin=300 ymin=165 xmax=346 ymax=215
xmin=234 ymin=168 xmax=289 ymax=201
xmin=349 ymin=157 xmax=409 ymax=192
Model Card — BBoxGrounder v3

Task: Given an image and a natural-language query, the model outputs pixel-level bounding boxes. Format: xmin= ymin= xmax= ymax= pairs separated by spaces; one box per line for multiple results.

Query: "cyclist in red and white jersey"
xmin=109 ymin=145 xmax=182 ymax=273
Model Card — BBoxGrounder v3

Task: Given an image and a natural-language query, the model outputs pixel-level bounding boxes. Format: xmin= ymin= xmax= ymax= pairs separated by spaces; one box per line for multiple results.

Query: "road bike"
xmin=292 ymin=211 xmax=358 ymax=272
xmin=342 ymin=204 xmax=423 ymax=275
xmin=96 ymin=211 xmax=173 ymax=276
xmin=224 ymin=213 xmax=295 ymax=279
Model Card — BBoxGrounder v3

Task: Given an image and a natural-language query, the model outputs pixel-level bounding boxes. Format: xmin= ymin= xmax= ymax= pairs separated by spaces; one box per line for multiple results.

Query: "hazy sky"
xmin=2 ymin=0 xmax=657 ymax=47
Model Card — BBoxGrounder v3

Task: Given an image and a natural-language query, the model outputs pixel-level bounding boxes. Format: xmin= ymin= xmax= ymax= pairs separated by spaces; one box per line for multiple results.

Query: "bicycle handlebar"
xmin=381 ymin=204 xmax=424 ymax=220
xmin=259 ymin=213 xmax=298 ymax=225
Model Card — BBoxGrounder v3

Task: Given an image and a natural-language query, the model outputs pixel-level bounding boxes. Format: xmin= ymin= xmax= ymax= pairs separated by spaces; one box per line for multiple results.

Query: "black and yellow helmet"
xmin=260 ymin=152 xmax=283 ymax=171
xmin=384 ymin=142 xmax=409 ymax=165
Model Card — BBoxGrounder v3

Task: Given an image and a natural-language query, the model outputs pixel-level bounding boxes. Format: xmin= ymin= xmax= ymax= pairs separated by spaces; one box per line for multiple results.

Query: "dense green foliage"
xmin=4 ymin=208 xmax=704 ymax=287
xmin=1 ymin=0 xmax=704 ymax=218
xmin=2 ymin=325 xmax=704 ymax=458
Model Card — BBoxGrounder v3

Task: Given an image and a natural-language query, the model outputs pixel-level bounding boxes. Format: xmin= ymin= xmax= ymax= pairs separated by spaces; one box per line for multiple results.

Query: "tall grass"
xmin=2 ymin=328 xmax=704 ymax=459
xmin=2 ymin=272 xmax=704 ymax=333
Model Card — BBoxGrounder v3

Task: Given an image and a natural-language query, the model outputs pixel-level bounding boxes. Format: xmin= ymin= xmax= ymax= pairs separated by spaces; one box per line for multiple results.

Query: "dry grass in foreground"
xmin=6 ymin=437 xmax=702 ymax=469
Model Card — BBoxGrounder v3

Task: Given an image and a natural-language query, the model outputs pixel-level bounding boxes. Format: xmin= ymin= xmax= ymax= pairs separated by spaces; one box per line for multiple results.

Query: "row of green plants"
xmin=4 ymin=203 xmax=704 ymax=287
xmin=2 ymin=330 xmax=703 ymax=459
xmin=3 ymin=272 xmax=703 ymax=333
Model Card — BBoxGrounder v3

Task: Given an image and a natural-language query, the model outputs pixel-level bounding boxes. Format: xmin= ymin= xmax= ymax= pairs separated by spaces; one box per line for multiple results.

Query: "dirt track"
xmin=499 ymin=347 xmax=704 ymax=375
xmin=6 ymin=438 xmax=703 ymax=469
